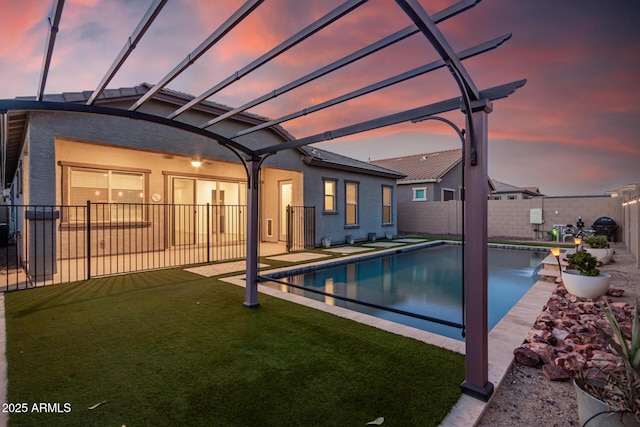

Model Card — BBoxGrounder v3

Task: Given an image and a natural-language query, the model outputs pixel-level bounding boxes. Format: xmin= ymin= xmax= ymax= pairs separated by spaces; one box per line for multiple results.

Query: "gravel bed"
xmin=477 ymin=243 xmax=638 ymax=427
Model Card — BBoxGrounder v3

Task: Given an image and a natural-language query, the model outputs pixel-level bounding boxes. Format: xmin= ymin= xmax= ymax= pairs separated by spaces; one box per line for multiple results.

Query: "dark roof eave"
xmin=305 ymin=157 xmax=406 ymax=179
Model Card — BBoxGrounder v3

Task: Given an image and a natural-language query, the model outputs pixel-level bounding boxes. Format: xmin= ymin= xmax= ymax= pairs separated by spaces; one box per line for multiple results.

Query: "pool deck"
xmin=214 ymin=240 xmax=557 ymax=426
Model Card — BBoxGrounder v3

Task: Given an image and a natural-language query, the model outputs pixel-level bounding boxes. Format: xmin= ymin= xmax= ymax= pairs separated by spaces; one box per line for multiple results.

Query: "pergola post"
xmin=461 ymin=99 xmax=494 ymax=401
xmin=243 ymin=157 xmax=261 ymax=308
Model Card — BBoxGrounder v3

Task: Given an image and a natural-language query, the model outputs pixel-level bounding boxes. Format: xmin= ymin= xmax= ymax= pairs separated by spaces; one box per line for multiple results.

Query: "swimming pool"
xmin=264 ymin=244 xmax=546 ymax=340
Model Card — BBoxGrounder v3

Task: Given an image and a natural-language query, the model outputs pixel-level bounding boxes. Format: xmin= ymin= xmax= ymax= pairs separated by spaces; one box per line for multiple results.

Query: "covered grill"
xmin=591 ymin=216 xmax=618 ymax=241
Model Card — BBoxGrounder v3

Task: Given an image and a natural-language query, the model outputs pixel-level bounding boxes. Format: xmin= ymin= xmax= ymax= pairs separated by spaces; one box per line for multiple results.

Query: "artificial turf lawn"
xmin=5 ymin=268 xmax=464 ymax=426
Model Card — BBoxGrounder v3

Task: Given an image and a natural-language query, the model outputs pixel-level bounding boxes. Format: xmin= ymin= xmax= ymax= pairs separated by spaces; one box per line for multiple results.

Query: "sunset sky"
xmin=1 ymin=0 xmax=639 ymax=196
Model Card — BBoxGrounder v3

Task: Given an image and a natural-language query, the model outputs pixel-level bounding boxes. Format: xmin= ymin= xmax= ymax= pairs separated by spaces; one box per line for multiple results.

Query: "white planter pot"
xmin=562 ymin=269 xmax=611 ymax=299
xmin=586 ymin=248 xmax=613 ymax=265
xmin=575 ymin=381 xmax=640 ymax=426
xmin=321 ymin=237 xmax=331 ymax=248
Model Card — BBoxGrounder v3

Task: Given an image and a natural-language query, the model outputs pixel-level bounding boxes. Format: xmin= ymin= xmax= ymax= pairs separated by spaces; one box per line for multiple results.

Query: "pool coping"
xmin=218 ymin=240 xmax=556 ymax=426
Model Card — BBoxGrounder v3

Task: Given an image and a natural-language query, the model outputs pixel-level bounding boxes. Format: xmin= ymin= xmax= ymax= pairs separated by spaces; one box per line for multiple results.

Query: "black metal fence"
xmin=0 ymin=203 xmax=247 ymax=291
xmin=286 ymin=205 xmax=315 ymax=252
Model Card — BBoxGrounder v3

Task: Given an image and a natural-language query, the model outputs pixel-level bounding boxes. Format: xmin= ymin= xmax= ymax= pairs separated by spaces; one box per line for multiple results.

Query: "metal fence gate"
xmin=0 ymin=203 xmax=247 ymax=291
xmin=286 ymin=205 xmax=315 ymax=252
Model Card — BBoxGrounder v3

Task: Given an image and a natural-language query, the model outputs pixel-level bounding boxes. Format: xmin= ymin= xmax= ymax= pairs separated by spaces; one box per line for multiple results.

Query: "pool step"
xmin=537 ymin=250 xmax=573 ymax=282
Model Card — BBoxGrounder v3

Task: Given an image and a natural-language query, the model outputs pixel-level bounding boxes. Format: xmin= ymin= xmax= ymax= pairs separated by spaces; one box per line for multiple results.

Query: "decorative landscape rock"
xmin=542 ymin=364 xmax=571 ymax=381
xmin=513 ymin=347 xmax=541 ymax=367
xmin=513 ymin=284 xmax=632 ymax=381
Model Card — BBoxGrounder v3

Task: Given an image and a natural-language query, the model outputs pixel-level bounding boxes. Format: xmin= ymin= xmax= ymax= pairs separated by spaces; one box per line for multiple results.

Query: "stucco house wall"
xmin=10 ymin=87 xmax=401 ymax=250
xmin=303 ymin=165 xmax=399 ymax=244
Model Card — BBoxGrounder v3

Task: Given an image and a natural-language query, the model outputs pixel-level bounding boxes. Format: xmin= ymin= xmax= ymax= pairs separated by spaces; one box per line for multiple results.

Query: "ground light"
xmin=574 ymin=236 xmax=582 ymax=253
xmin=551 ymin=247 xmax=562 ymax=278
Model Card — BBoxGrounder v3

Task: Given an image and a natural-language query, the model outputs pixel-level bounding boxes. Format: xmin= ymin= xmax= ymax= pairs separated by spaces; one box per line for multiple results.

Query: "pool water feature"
xmin=266 ymin=244 xmax=546 ymax=340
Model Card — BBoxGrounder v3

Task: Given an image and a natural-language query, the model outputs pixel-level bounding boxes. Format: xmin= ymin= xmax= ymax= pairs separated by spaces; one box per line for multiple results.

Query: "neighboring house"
xmin=370 ymin=149 xmax=494 ymax=202
xmin=606 ymin=183 xmax=640 ymax=198
xmin=1 ymin=84 xmax=404 ymax=280
xmin=490 ymin=179 xmax=544 ymax=200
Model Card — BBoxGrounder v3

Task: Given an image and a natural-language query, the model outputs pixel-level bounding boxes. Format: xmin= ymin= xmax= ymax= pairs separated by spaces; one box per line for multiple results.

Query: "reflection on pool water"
xmin=267 ymin=244 xmax=546 ymax=340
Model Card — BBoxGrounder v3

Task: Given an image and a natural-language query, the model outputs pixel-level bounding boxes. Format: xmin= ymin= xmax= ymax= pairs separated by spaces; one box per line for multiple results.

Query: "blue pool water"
xmin=267 ymin=244 xmax=546 ymax=340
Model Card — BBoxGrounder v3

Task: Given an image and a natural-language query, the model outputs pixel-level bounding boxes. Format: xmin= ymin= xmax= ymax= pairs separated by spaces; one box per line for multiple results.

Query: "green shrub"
xmin=585 ymin=234 xmax=609 ymax=249
xmin=566 ymin=250 xmax=600 ymax=276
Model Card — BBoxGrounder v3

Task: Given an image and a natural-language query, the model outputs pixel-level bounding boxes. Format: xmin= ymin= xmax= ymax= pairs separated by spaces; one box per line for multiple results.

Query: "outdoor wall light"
xmin=190 ymin=160 xmax=202 ymax=168
xmin=550 ymin=247 xmax=562 ymax=278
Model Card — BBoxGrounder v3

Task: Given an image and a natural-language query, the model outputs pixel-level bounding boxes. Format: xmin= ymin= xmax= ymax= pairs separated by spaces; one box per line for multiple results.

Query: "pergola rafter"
xmin=36 ymin=0 xmax=65 ymax=101
xmin=234 ymin=34 xmax=513 ymax=139
xmin=1 ymin=0 xmax=527 ymax=403
xmin=252 ymin=79 xmax=526 ymax=156
xmin=128 ymin=0 xmax=264 ymax=112
xmin=166 ymin=0 xmax=368 ymax=120
xmin=200 ymin=0 xmax=480 ymax=130
xmin=86 ymin=0 xmax=169 ymax=106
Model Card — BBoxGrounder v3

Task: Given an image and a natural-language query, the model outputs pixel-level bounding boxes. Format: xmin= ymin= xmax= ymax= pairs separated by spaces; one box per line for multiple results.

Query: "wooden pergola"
xmin=0 ymin=0 xmax=526 ymax=401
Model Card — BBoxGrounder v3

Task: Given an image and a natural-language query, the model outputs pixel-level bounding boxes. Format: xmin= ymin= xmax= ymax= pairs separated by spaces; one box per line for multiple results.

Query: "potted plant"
xmin=562 ymin=251 xmax=611 ymax=299
xmin=585 ymin=234 xmax=614 ymax=265
xmin=574 ymin=301 xmax=640 ymax=426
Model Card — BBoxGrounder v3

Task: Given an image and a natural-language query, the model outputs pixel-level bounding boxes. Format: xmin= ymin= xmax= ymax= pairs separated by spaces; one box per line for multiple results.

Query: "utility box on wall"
xmin=530 ymin=208 xmax=543 ymax=225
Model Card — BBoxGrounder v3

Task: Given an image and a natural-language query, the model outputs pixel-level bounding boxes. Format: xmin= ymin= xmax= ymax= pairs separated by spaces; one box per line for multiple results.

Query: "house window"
xmin=508 ymin=195 xmax=517 ymax=200
xmin=345 ymin=181 xmax=358 ymax=226
xmin=323 ymin=179 xmax=337 ymax=212
xmin=412 ymin=187 xmax=427 ymax=201
xmin=382 ymin=185 xmax=392 ymax=224
xmin=442 ymin=189 xmax=455 ymax=201
xmin=68 ymin=168 xmax=146 ymax=221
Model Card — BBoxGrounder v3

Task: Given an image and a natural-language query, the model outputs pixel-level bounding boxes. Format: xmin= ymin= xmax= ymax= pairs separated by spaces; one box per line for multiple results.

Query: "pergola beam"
xmin=0 ymin=99 xmax=255 ymax=156
xmin=167 ymin=0 xmax=368 ymax=120
xmin=394 ymin=0 xmax=480 ymax=100
xmin=235 ymin=34 xmax=512 ymax=138
xmin=36 ymin=0 xmax=65 ymax=101
xmin=87 ymin=0 xmax=168 ymax=106
xmin=200 ymin=0 xmax=480 ymax=129
xmin=128 ymin=0 xmax=264 ymax=111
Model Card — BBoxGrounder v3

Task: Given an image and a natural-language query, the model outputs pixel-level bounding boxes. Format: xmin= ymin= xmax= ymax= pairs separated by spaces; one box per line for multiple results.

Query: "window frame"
xmin=442 ymin=188 xmax=455 ymax=202
xmin=322 ymin=178 xmax=338 ymax=214
xmin=412 ymin=187 xmax=427 ymax=201
xmin=382 ymin=185 xmax=393 ymax=225
xmin=59 ymin=161 xmax=150 ymax=224
xmin=344 ymin=180 xmax=359 ymax=227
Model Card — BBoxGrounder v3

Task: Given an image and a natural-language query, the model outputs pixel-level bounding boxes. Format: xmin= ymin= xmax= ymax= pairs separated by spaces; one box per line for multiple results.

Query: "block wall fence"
xmin=398 ymin=193 xmax=640 ymax=268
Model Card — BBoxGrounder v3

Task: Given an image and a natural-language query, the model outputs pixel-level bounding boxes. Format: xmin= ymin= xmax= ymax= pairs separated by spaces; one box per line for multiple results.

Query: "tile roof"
xmin=16 ymin=83 xmax=291 ymax=135
xmin=369 ymin=149 xmax=462 ymax=183
xmin=491 ymin=179 xmax=543 ymax=196
xmin=9 ymin=83 xmax=401 ymax=179
xmin=300 ymin=146 xmax=406 ymax=179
